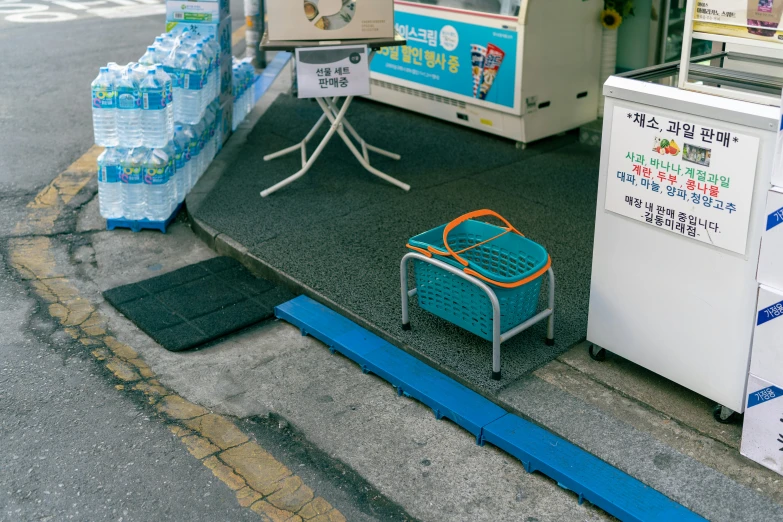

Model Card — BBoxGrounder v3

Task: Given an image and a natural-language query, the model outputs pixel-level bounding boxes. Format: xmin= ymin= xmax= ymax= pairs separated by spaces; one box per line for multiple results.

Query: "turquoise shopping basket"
xmin=406 ymin=210 xmax=550 ymax=341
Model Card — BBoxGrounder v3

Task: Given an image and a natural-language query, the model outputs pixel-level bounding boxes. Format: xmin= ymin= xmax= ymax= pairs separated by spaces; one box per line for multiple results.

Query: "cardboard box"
xmin=165 ymin=16 xmax=231 ymax=52
xmin=166 ymin=0 xmax=229 ymax=25
xmin=759 ymin=188 xmax=783 ymax=291
xmin=740 ymin=374 xmax=783 ymax=476
xmin=267 ymin=0 xmax=393 ymax=41
xmin=750 ymin=284 xmax=783 ymax=386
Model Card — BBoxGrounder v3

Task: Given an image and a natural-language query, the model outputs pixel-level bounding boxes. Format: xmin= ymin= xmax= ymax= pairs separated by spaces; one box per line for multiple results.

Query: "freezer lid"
xmin=603 ymin=75 xmax=778 ymax=132
xmin=394 ymin=0 xmax=523 ymax=19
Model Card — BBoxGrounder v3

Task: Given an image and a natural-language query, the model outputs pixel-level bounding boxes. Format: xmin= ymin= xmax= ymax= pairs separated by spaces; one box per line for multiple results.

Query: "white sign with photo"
xmin=296 ymin=45 xmax=370 ymax=99
xmin=605 ymin=105 xmax=760 ymax=255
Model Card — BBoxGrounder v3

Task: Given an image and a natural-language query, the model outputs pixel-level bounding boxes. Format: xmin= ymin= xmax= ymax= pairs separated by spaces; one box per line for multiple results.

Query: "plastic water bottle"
xmin=193 ymin=45 xmax=210 ymax=113
xmin=155 ymin=66 xmax=174 ymax=139
xmin=139 ymin=46 xmax=157 ymax=67
xmin=121 ymin=147 xmax=147 ymax=219
xmin=181 ymin=124 xmax=199 ymax=191
xmin=143 ymin=145 xmax=173 ymax=220
xmin=242 ymin=60 xmax=254 ymax=117
xmin=192 ymin=118 xmax=205 ymax=182
xmin=199 ymin=41 xmax=217 ymax=103
xmin=91 ymin=67 xmax=118 ymax=146
xmin=178 ymin=52 xmax=203 ymax=124
xmin=140 ymin=69 xmax=169 ymax=148
xmin=173 ymin=125 xmax=190 ymax=203
xmin=115 ymin=66 xmax=142 ymax=147
xmin=97 ymin=147 xmax=124 ymax=218
xmin=204 ymin=103 xmax=217 ymax=162
xmin=204 ymin=36 xmax=220 ymax=101
xmin=232 ymin=63 xmax=241 ymax=131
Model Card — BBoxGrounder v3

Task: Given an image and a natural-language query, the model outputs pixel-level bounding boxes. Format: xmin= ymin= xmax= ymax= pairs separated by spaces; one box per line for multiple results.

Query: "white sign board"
xmin=295 ymin=45 xmax=370 ymax=99
xmin=605 ymin=105 xmax=760 ymax=254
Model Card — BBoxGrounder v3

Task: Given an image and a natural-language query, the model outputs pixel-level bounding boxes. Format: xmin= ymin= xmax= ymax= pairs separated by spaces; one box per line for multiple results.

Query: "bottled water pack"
xmin=91 ymin=30 xmax=227 ymax=222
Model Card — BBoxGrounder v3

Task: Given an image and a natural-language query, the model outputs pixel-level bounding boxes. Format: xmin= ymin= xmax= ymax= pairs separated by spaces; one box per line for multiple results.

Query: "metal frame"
xmin=260 ymin=47 xmax=411 ymax=198
xmin=678 ymin=0 xmax=783 ymax=106
xmin=400 ymin=252 xmax=555 ymax=380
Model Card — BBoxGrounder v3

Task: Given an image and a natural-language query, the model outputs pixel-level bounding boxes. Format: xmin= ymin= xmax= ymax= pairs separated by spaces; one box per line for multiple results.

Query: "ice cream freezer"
xmin=366 ymin=0 xmax=603 ymax=145
xmin=587 ymin=56 xmax=782 ymax=414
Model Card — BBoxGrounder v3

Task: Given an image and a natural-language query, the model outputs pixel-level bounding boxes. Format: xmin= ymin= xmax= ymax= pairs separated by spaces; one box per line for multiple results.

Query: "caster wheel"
xmin=713 ymin=404 xmax=740 ymax=424
xmin=588 ymin=344 xmax=606 ymax=362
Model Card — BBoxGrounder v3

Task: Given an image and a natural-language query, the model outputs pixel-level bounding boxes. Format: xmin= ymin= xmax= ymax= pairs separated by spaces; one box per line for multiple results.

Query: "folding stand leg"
xmin=545 ymin=268 xmax=555 ymax=346
xmin=260 ymin=96 xmax=352 ymax=197
xmin=315 ymin=97 xmax=410 ymax=192
xmin=323 ymin=97 xmax=401 ymax=162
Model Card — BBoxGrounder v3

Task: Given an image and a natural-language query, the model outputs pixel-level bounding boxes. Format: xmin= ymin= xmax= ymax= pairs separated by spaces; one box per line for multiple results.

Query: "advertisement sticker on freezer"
xmin=605 ymin=105 xmax=760 ymax=254
xmin=371 ymin=11 xmax=518 ymax=109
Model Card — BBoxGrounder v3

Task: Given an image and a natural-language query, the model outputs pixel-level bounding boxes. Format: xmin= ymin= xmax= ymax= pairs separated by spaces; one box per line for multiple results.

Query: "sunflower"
xmin=601 ymin=8 xmax=622 ymax=29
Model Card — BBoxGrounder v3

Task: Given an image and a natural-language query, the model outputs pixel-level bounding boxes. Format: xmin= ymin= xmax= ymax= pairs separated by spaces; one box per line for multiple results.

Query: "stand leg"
xmin=492 ymin=289 xmax=502 ymax=380
xmin=546 ymin=268 xmax=555 ymax=346
xmin=400 ymin=256 xmax=411 ymax=330
xmin=315 ymin=98 xmax=411 ymax=192
xmin=324 ymin=98 xmax=401 ymax=161
xmin=260 ymin=97 xmax=352 ymax=197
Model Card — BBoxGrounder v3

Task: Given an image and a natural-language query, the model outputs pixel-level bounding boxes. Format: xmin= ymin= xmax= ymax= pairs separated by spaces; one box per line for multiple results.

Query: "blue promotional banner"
xmin=371 ymin=11 xmax=518 ymax=109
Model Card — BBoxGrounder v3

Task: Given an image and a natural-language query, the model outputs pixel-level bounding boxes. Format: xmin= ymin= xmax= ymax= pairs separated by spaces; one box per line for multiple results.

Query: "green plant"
xmin=605 ymin=0 xmax=635 ymax=18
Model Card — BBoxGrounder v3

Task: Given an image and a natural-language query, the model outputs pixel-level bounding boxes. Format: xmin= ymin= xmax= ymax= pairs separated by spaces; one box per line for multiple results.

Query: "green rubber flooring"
xmin=104 ymin=257 xmax=295 ymax=352
xmin=192 ymin=94 xmax=600 ymax=393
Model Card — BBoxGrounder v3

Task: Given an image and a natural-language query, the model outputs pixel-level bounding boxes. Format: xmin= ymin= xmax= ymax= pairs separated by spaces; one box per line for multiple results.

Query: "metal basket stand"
xmin=400 ymin=252 xmax=555 ymax=381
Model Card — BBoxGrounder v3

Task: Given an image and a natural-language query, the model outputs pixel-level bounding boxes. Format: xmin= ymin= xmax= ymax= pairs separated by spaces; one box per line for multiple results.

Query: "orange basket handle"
xmin=442 ymin=209 xmax=524 ymax=267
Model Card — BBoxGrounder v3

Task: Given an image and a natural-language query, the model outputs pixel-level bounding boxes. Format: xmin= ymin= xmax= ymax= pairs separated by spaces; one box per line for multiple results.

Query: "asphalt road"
xmin=0 ymin=4 xmax=261 ymax=521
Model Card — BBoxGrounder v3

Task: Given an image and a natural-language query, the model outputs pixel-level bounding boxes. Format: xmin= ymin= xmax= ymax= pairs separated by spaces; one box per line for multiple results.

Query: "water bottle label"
xmin=183 ymin=72 xmax=203 ymax=90
xmin=144 ymin=164 xmax=170 ymax=185
xmin=92 ymin=87 xmax=115 ymax=109
xmin=116 ymin=87 xmax=140 ymax=110
xmin=121 ymin=166 xmax=143 ymax=184
xmin=165 ymin=81 xmax=173 ymax=103
xmin=171 ymin=71 xmax=183 ymax=89
xmin=142 ymin=90 xmax=166 ymax=110
xmin=99 ymin=165 xmax=120 ymax=183
xmin=174 ymin=151 xmax=185 ymax=170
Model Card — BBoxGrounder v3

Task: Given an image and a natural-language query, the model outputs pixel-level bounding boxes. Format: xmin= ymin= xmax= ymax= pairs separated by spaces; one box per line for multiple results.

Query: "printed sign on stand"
xmin=605 ymin=105 xmax=760 ymax=255
xmin=295 ymin=45 xmax=370 ymax=99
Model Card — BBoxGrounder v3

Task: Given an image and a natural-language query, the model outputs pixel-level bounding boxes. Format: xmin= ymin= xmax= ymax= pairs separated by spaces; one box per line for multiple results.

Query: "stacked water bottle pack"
xmin=232 ymin=58 xmax=255 ymax=131
xmin=91 ymin=30 xmax=224 ymax=226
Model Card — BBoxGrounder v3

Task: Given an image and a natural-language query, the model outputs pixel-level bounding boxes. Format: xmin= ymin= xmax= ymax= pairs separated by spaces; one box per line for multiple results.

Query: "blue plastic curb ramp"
xmin=274 ymin=295 xmax=707 ymax=522
xmin=106 ymin=202 xmax=183 ymax=233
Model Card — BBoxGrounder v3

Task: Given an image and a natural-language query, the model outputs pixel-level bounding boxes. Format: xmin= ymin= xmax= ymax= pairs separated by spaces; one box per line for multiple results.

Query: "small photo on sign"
xmin=652 ymin=136 xmax=680 ymax=157
xmin=682 ymin=143 xmax=712 ymax=168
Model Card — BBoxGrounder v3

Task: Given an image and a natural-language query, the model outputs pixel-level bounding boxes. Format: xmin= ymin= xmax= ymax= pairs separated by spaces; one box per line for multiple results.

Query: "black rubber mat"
xmin=103 ymin=257 xmax=295 ymax=351
xmin=192 ymin=94 xmax=598 ymax=393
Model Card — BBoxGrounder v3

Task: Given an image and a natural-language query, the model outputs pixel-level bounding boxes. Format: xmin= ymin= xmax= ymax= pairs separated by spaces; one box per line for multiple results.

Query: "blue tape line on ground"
xmin=757 ymin=299 xmax=783 ymax=326
xmin=766 ymin=207 xmax=783 ymax=231
xmin=253 ymin=52 xmax=292 ymax=105
xmin=274 ymin=295 xmax=707 ymax=522
xmin=747 ymin=386 xmax=783 ymax=408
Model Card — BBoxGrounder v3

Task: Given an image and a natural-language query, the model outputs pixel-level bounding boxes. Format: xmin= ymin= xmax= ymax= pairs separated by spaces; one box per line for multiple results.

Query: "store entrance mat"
xmin=275 ymin=295 xmax=706 ymax=522
xmin=103 ymin=257 xmax=295 ymax=351
xmin=191 ymin=93 xmax=599 ymax=393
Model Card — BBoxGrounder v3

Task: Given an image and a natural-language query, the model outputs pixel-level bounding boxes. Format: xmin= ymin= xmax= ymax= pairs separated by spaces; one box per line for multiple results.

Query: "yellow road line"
xmin=7 ymin=26 xmax=346 ymax=522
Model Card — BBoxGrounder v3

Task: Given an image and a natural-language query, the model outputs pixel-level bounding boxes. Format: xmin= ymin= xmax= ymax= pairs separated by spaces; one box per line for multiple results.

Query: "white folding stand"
xmin=259 ymin=33 xmax=411 ymax=197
